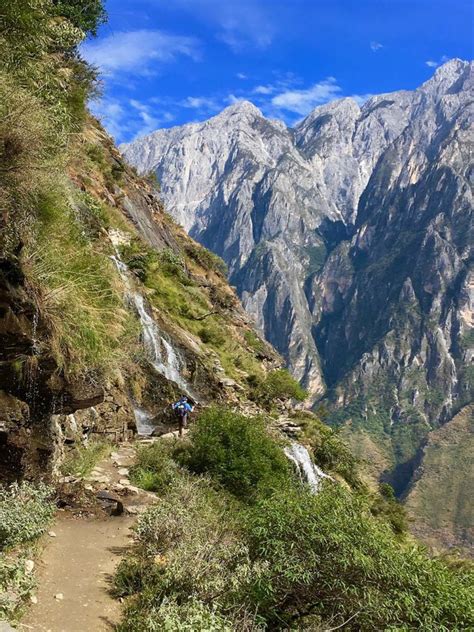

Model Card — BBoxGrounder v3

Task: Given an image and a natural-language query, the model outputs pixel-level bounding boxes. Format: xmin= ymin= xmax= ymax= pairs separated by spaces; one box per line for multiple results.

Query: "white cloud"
xmin=90 ymin=95 xmax=175 ymax=142
xmin=253 ymin=84 xmax=275 ymax=95
xmin=236 ymin=72 xmax=248 ymax=79
xmin=152 ymin=0 xmax=276 ymax=51
xmin=425 ymin=55 xmax=449 ymax=68
xmin=180 ymin=96 xmax=222 ymax=113
xmin=370 ymin=41 xmax=383 ymax=52
xmin=82 ymin=29 xmax=200 ymax=77
xmin=271 ymin=78 xmax=342 ymax=115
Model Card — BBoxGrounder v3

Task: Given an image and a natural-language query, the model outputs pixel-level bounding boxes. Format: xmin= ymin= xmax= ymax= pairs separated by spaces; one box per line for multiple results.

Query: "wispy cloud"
xmin=151 ymin=0 xmax=276 ymax=51
xmin=370 ymin=41 xmax=383 ymax=52
xmin=180 ymin=96 xmax=223 ymax=114
xmin=82 ymin=29 xmax=200 ymax=77
xmin=90 ymin=96 xmax=175 ymax=142
xmin=271 ymin=78 xmax=342 ymax=116
xmin=425 ymin=55 xmax=449 ymax=68
xmin=236 ymin=72 xmax=248 ymax=80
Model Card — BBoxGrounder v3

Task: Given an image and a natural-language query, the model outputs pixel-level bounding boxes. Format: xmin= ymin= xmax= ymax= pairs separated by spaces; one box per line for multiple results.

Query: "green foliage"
xmin=28 ymin=189 xmax=138 ymax=374
xmin=117 ymin=410 xmax=474 ymax=631
xmin=184 ymin=407 xmax=292 ymax=501
xmin=0 ymin=553 xmax=37 ymax=621
xmin=290 ymin=411 xmax=363 ymax=488
xmin=0 ymin=483 xmax=55 ymax=550
xmin=243 ymin=330 xmax=267 ymax=355
xmin=115 ymin=476 xmax=261 ymax=631
xmin=184 ymin=242 xmax=228 ymax=277
xmin=198 ymin=323 xmax=226 ymax=347
xmin=120 ymin=239 xmax=158 ymax=282
xmin=251 ymin=369 xmax=307 ymax=407
xmin=60 ymin=440 xmax=111 ymax=478
xmin=370 ymin=483 xmax=408 ymax=535
xmin=130 ymin=442 xmax=181 ymax=492
xmin=53 ymin=0 xmax=106 ymax=36
xmin=313 ymin=429 xmax=362 ymax=488
xmin=74 ymin=191 xmax=110 ymax=238
xmin=243 ymin=485 xmax=474 ymax=630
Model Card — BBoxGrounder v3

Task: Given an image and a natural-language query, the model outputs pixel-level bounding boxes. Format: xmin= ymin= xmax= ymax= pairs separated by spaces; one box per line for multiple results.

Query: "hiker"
xmin=172 ymin=396 xmax=194 ymax=437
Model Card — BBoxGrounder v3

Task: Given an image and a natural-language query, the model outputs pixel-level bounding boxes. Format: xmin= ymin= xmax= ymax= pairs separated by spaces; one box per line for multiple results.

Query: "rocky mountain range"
xmin=122 ymin=59 xmax=473 ymax=539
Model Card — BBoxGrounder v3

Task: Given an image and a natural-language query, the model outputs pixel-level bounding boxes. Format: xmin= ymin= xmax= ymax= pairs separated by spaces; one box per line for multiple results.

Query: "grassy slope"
xmin=405 ymin=405 xmax=474 ymax=553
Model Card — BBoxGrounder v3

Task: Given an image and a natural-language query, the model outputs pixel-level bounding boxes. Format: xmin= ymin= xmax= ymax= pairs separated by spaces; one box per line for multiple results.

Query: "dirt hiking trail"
xmin=20 ymin=443 xmax=156 ymax=632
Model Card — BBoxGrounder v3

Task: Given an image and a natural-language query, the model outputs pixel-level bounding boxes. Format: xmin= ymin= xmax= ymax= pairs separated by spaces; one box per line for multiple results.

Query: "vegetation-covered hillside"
xmin=0 ymin=2 xmax=473 ymax=630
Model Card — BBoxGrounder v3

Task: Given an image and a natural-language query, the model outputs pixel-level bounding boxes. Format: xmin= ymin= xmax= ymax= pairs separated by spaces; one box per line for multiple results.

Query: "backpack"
xmin=174 ymin=401 xmax=187 ymax=416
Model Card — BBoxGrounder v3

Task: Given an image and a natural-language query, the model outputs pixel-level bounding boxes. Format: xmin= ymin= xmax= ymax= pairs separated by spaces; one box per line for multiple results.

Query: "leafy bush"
xmin=313 ymin=430 xmax=361 ymax=488
xmin=130 ymin=442 xmax=181 ymax=492
xmin=0 ymin=553 xmax=37 ymax=621
xmin=198 ymin=323 xmax=226 ymax=347
xmin=116 ymin=421 xmax=474 ymax=632
xmin=251 ymin=369 xmax=307 ymax=407
xmin=243 ymin=330 xmax=268 ymax=356
xmin=116 ymin=476 xmax=262 ymax=632
xmin=370 ymin=483 xmax=408 ymax=535
xmin=184 ymin=242 xmax=228 ymax=277
xmin=60 ymin=440 xmax=111 ymax=478
xmin=0 ymin=483 xmax=55 ymax=550
xmin=183 ymin=407 xmax=292 ymax=501
xmin=243 ymin=485 xmax=474 ymax=630
xmin=119 ymin=239 xmax=157 ymax=282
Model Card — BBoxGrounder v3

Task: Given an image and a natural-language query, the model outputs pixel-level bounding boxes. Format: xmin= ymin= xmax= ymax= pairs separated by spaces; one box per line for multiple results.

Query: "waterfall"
xmin=284 ymin=442 xmax=333 ymax=494
xmin=133 ymin=407 xmax=156 ymax=436
xmin=110 ymin=248 xmax=192 ymax=395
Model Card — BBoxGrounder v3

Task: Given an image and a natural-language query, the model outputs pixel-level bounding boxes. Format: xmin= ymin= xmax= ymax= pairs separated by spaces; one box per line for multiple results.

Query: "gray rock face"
xmin=122 ymin=60 xmax=474 ymax=462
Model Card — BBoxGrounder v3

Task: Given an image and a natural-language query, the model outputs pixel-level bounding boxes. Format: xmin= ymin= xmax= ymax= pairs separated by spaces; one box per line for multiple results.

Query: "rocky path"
xmin=20 ymin=443 xmax=154 ymax=632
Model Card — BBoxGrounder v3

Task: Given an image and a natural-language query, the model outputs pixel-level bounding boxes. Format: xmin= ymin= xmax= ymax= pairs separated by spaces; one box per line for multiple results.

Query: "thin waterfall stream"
xmin=110 ymin=249 xmax=191 ymax=394
xmin=284 ymin=442 xmax=333 ymax=494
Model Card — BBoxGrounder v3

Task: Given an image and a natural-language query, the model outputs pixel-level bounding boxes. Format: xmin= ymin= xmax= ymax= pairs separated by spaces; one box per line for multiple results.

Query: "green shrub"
xmin=119 ymin=239 xmax=158 ymax=282
xmin=370 ymin=483 xmax=408 ymax=536
xmin=60 ymin=440 xmax=111 ymax=478
xmin=130 ymin=442 xmax=181 ymax=492
xmin=183 ymin=407 xmax=292 ymax=501
xmin=251 ymin=369 xmax=307 ymax=407
xmin=116 ymin=476 xmax=262 ymax=631
xmin=158 ymin=248 xmax=191 ymax=284
xmin=184 ymin=242 xmax=228 ymax=277
xmin=118 ymin=595 xmax=234 ymax=632
xmin=198 ymin=323 xmax=226 ymax=347
xmin=0 ymin=553 xmax=37 ymax=621
xmin=313 ymin=430 xmax=361 ymax=488
xmin=243 ymin=330 xmax=267 ymax=355
xmin=0 ymin=483 xmax=55 ymax=550
xmin=243 ymin=485 xmax=474 ymax=630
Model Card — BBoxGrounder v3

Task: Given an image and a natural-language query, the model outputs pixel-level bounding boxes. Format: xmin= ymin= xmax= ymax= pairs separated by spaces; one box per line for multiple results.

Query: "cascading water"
xmin=110 ymin=248 xmax=191 ymax=395
xmin=133 ymin=407 xmax=156 ymax=437
xmin=284 ymin=442 xmax=333 ymax=494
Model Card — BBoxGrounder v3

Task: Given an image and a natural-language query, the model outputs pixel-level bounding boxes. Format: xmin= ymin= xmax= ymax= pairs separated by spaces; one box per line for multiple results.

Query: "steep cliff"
xmin=122 ymin=59 xmax=473 ymax=543
xmin=0 ymin=114 xmax=284 ymax=481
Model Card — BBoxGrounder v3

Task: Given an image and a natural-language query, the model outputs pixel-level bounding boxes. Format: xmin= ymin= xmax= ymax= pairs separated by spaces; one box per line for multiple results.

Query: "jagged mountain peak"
xmin=295 ymin=96 xmax=361 ymax=132
xmin=420 ymin=58 xmax=473 ymax=95
xmin=215 ymin=99 xmax=263 ymax=120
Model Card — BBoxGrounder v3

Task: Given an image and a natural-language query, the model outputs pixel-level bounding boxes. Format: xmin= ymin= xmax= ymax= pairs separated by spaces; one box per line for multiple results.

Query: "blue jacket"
xmin=172 ymin=399 xmax=193 ymax=414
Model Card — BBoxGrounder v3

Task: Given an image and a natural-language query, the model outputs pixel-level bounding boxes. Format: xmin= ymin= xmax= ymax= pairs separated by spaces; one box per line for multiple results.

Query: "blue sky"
xmin=82 ymin=0 xmax=473 ymax=143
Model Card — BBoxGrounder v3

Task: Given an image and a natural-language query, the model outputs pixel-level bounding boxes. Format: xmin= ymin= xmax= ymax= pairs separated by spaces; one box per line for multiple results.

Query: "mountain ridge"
xmin=122 ymin=59 xmax=473 ymax=547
